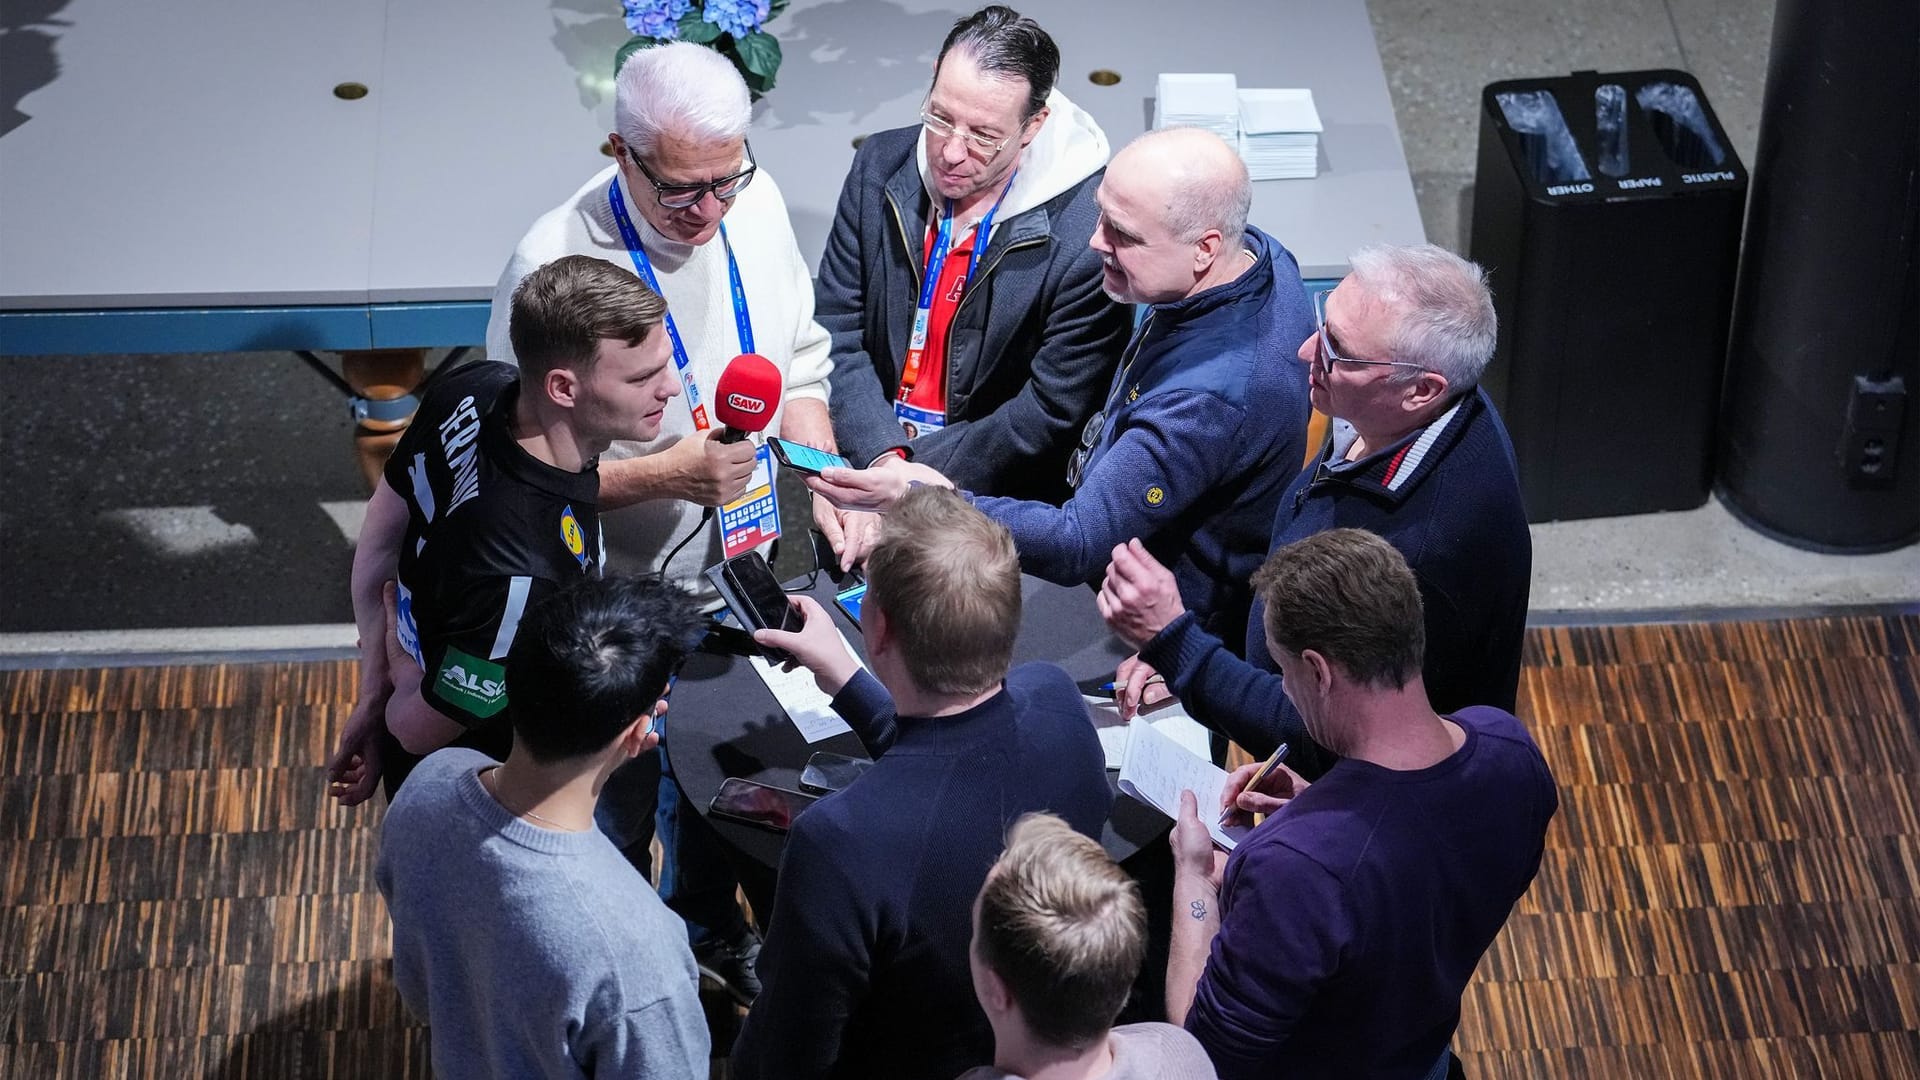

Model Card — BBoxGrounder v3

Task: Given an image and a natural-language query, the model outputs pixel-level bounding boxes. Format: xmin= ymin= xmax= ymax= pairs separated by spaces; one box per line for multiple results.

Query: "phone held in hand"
xmin=768 ymin=437 xmax=852 ymax=477
xmin=799 ymin=751 xmax=875 ymax=794
xmin=708 ymin=777 xmax=820 ymax=833
xmin=705 ymin=551 xmax=802 ymax=661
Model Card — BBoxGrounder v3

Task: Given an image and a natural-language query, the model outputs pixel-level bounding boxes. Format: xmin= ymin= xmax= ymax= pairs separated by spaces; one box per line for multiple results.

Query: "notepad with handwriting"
xmin=1117 ymin=716 xmax=1252 ymax=850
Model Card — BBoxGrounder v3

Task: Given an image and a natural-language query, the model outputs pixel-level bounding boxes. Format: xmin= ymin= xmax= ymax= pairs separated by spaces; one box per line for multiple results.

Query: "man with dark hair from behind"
xmin=1164 ymin=529 xmax=1557 ymax=1079
xmin=962 ymin=812 xmax=1217 ymax=1080
xmin=376 ymin=574 xmax=710 ymax=1079
xmin=731 ymin=486 xmax=1112 ymax=1080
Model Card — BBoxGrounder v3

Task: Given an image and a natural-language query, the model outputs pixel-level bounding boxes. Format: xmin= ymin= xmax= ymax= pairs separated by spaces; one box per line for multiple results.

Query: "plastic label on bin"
xmin=1495 ymin=90 xmax=1592 ymax=188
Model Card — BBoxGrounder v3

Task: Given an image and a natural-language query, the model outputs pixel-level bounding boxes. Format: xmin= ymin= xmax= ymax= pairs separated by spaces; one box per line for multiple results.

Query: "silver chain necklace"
xmin=483 ymin=767 xmax=576 ymax=830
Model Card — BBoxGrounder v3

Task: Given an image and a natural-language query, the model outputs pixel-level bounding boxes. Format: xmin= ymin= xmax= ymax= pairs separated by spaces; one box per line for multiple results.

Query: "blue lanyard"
xmin=916 ymin=168 xmax=1017 ymax=308
xmin=607 ymin=177 xmax=755 ymax=428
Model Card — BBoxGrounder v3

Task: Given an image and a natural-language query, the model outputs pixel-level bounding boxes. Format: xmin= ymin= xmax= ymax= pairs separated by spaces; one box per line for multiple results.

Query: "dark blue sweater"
xmin=973 ymin=228 xmax=1315 ymax=632
xmin=1187 ymin=707 xmax=1558 ymax=1079
xmin=731 ymin=663 xmax=1112 ymax=1080
xmin=1143 ymin=388 xmax=1531 ymax=776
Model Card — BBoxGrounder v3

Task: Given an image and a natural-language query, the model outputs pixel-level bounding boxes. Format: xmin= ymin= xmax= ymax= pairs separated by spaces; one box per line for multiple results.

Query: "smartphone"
xmin=834 ymin=581 xmax=868 ymax=623
xmin=769 ymin=437 xmax=852 ymax=477
xmin=718 ymin=551 xmax=802 ymax=636
xmin=799 ymin=751 xmax=875 ymax=794
xmin=708 ymin=777 xmax=819 ymax=833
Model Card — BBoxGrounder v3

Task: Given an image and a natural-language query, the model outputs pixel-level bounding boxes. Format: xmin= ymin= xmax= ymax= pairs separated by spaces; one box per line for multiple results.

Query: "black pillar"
xmin=1717 ymin=0 xmax=1920 ymax=551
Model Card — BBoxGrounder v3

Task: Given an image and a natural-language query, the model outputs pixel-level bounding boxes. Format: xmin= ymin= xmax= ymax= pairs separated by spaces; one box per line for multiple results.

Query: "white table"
xmin=0 ymin=0 xmax=1422 ymax=355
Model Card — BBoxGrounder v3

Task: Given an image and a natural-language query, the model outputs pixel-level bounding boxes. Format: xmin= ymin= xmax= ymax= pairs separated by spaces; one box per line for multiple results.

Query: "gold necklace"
xmin=483 ymin=767 xmax=575 ymax=830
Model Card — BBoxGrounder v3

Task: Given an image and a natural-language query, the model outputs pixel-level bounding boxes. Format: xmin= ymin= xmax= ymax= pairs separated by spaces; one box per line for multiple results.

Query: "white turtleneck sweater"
xmin=486 ymin=164 xmax=832 ymax=588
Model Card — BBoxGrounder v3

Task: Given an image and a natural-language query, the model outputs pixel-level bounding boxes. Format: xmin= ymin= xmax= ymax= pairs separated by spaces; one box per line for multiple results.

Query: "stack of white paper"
xmin=1238 ymin=88 xmax=1323 ymax=180
xmin=1154 ymin=73 xmax=1240 ymax=142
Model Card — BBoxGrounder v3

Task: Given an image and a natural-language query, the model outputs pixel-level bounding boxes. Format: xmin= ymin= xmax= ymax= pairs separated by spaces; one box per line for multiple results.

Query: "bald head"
xmin=1090 ymin=128 xmax=1254 ymax=304
xmin=1112 ymin=128 xmax=1251 ymax=243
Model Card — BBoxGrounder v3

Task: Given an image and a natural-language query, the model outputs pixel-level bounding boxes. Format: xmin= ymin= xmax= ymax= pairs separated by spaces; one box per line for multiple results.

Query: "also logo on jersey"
xmin=726 ymin=392 xmax=770 ymax=415
xmin=560 ymin=505 xmax=589 ymax=569
xmin=1144 ymin=485 xmax=1166 ymax=507
xmin=435 ymin=647 xmax=509 ymax=719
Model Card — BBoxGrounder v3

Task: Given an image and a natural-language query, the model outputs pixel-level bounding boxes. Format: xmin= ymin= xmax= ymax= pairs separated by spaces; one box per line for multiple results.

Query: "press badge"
xmin=894 ymin=401 xmax=947 ymax=440
xmin=719 ymin=442 xmax=781 ymax=559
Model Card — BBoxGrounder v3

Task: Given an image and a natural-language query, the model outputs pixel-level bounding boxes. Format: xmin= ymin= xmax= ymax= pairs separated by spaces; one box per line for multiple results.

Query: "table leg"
xmin=342 ymin=349 xmax=426 ymax=491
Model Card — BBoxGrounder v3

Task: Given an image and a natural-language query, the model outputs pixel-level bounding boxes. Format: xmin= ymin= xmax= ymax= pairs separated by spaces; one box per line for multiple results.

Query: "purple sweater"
xmin=1186 ymin=707 xmax=1558 ymax=1078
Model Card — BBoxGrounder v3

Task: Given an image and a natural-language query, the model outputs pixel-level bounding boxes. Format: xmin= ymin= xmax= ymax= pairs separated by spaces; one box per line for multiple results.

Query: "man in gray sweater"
xmin=376 ymin=574 xmax=710 ymax=1079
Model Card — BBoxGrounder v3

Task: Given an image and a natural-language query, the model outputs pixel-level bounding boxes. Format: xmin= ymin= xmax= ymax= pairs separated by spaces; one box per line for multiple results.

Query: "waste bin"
xmin=1469 ymin=69 xmax=1746 ymax=522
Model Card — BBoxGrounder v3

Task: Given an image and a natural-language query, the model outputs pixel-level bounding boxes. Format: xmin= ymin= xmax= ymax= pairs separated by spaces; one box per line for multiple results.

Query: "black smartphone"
xmin=708 ymin=777 xmax=819 ymax=833
xmin=718 ymin=551 xmax=802 ymax=636
xmin=799 ymin=751 xmax=875 ymax=794
xmin=768 ymin=437 xmax=852 ymax=477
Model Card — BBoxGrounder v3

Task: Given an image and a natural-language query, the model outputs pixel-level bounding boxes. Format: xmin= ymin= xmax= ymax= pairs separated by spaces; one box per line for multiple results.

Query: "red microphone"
xmin=713 ymin=353 xmax=782 ymax=443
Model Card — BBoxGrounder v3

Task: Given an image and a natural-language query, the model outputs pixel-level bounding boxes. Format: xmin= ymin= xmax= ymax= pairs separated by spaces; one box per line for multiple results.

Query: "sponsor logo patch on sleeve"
xmin=434 ymin=646 xmax=509 ymax=719
xmin=1144 ymin=485 xmax=1166 ymax=507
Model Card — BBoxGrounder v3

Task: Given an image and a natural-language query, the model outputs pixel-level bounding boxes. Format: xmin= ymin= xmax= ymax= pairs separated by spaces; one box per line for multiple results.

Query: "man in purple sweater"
xmin=1165 ymin=528 xmax=1557 ymax=1079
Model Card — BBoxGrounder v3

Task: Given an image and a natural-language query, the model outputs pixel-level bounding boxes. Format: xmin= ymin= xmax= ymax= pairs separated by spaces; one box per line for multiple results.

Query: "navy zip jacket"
xmin=1143 ymin=388 xmax=1532 ymax=776
xmin=973 ymin=228 xmax=1314 ymax=633
xmin=816 ymin=124 xmax=1132 ymax=502
xmin=731 ymin=663 xmax=1112 ymax=1080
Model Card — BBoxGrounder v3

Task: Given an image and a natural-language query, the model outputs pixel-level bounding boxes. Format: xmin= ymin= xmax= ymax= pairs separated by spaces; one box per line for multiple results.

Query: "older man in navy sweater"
xmin=736 ymin=486 xmax=1111 ymax=1080
xmin=1100 ymin=244 xmax=1531 ymax=778
xmin=812 ymin=127 xmax=1314 ymax=643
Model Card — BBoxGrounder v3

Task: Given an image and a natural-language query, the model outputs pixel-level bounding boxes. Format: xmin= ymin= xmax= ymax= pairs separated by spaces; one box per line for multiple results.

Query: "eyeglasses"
xmin=1066 ymin=315 xmax=1155 ymax=488
xmin=628 ymin=141 xmax=757 ymax=209
xmin=920 ymin=109 xmax=1016 ymax=160
xmin=1313 ymin=290 xmax=1430 ymax=377
xmin=1065 ymin=408 xmax=1108 ymax=489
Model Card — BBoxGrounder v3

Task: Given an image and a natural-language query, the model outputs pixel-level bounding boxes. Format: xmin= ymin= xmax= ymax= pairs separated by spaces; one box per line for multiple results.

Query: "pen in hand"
xmin=1221 ymin=742 xmax=1290 ymax=826
xmin=1096 ymin=673 xmax=1166 ymax=694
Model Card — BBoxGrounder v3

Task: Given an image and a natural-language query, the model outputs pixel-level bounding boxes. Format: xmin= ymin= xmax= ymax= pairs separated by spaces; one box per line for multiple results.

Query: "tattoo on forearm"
xmin=1189 ymin=899 xmax=1208 ymax=920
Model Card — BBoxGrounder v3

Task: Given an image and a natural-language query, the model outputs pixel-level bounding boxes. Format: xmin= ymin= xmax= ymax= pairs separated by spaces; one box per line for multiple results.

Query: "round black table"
xmin=665 ymin=571 xmax=1171 ymax=890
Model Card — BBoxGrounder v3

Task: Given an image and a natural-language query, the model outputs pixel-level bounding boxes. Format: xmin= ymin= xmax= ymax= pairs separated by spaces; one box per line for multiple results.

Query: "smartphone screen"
xmin=770 ymin=437 xmax=852 ymax=476
xmin=720 ymin=553 xmax=801 ymax=634
xmin=709 ymin=778 xmax=819 ymax=832
xmin=834 ymin=582 xmax=867 ymax=623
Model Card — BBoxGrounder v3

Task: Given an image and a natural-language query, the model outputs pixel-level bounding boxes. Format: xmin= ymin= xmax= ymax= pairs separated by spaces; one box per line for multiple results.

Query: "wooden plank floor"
xmin=4 ymin=616 xmax=1918 ymax=1078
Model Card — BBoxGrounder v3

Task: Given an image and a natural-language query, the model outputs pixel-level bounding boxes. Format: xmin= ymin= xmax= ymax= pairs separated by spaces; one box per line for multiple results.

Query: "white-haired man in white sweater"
xmin=485 ymin=40 xmax=834 ymax=1006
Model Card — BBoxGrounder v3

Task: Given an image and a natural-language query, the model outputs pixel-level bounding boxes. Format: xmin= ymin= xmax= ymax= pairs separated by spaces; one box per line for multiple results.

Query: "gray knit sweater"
xmin=377 ymin=748 xmax=709 ymax=1079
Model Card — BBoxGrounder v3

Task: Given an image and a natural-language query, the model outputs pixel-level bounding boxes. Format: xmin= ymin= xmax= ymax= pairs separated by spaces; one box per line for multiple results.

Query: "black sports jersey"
xmin=385 ymin=361 xmax=604 ymax=732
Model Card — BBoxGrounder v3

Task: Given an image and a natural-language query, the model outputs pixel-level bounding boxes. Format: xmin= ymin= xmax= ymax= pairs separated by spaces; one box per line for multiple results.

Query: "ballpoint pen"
xmin=1220 ymin=742 xmax=1290 ymax=825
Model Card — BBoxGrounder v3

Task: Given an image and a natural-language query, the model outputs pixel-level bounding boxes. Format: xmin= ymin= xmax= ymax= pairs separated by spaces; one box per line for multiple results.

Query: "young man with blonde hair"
xmin=735 ymin=486 xmax=1112 ymax=1080
xmin=963 ymin=812 xmax=1216 ymax=1080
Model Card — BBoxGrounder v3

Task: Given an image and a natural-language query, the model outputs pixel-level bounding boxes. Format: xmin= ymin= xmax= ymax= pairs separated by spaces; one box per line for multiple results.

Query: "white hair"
xmin=1345 ymin=244 xmax=1499 ymax=391
xmin=614 ymin=41 xmax=752 ymax=159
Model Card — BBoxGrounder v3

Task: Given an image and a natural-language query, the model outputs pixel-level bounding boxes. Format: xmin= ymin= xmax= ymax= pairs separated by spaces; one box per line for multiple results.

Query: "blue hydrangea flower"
xmin=700 ymin=0 xmax=766 ymax=38
xmin=623 ymin=0 xmax=690 ymax=39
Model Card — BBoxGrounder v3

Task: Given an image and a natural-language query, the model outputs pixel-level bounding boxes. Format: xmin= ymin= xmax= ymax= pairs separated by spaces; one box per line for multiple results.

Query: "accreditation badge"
xmin=719 ymin=442 xmax=781 ymax=560
xmin=893 ymin=400 xmax=947 ymax=441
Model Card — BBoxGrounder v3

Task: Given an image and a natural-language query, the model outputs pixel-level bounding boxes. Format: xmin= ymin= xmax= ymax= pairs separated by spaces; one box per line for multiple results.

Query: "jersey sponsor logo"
xmin=725 ymin=392 xmax=770 ymax=415
xmin=1144 ymin=485 xmax=1166 ymax=507
xmin=395 ymin=581 xmax=423 ymax=668
xmin=560 ymin=505 xmax=589 ymax=570
xmin=435 ymin=646 xmax=508 ymax=718
xmin=437 ymin=395 xmax=484 ymax=516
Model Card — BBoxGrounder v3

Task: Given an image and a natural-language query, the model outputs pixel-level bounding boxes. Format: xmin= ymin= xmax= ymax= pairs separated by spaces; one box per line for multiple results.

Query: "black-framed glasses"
xmin=920 ymin=108 xmax=1016 ymax=160
xmin=628 ymin=140 xmax=757 ymax=209
xmin=1313 ymin=290 xmax=1430 ymax=377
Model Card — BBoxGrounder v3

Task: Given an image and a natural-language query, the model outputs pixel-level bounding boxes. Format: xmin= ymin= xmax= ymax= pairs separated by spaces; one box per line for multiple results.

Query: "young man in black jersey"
xmin=326 ymin=254 xmax=677 ymax=804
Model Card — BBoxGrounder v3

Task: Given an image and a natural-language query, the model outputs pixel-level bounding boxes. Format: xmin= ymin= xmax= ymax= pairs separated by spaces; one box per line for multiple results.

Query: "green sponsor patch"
xmin=435 ymin=647 xmax=509 ymax=718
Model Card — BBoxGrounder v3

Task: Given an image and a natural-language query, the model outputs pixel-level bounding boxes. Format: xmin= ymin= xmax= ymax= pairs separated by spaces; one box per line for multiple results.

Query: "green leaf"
xmin=766 ymin=0 xmax=790 ymax=21
xmin=735 ymin=29 xmax=782 ymax=81
xmin=677 ymin=10 xmax=723 ymax=44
